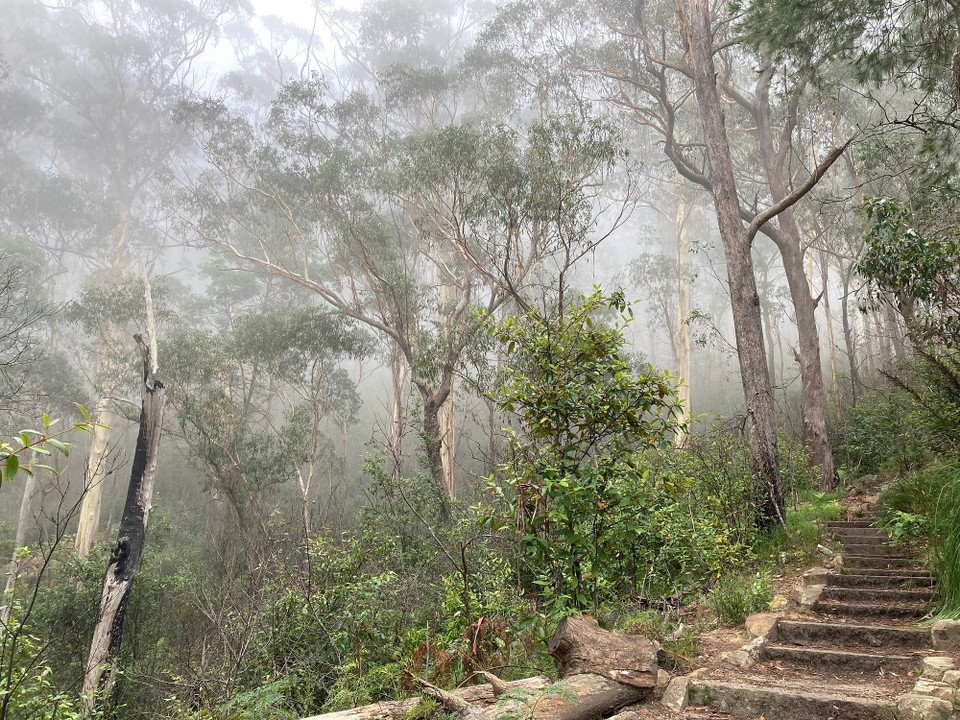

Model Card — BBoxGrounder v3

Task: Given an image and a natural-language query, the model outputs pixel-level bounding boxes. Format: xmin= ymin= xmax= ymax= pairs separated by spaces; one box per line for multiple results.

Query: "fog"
xmin=0 ymin=0 xmax=935 ymax=716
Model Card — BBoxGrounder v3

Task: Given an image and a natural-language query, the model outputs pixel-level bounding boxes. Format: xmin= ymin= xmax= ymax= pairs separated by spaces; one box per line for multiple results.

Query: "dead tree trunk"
xmin=82 ymin=331 xmax=165 ymax=711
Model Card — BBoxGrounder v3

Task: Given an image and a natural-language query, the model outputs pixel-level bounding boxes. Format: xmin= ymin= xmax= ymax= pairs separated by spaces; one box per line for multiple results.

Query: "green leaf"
xmin=5 ymin=454 xmax=18 ymax=482
xmin=47 ymin=439 xmax=71 ymax=456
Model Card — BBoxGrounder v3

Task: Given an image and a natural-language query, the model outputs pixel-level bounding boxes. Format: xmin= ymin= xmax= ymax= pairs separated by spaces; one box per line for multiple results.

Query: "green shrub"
xmin=877 ymin=463 xmax=949 ymax=521
xmin=884 ymin=511 xmax=929 ymax=546
xmin=835 ymin=382 xmax=929 ymax=475
xmin=484 ymin=289 xmax=682 ymax=611
xmin=709 ymin=572 xmax=773 ymax=626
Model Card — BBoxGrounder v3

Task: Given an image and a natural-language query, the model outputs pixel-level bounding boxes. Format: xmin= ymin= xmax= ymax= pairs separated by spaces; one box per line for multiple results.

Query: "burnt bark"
xmin=82 ymin=335 xmax=165 ymax=711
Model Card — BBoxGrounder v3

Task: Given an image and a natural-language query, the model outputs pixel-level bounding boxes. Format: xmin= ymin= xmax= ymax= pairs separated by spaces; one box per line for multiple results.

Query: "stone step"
xmin=775 ymin=619 xmax=932 ymax=649
xmin=828 ymin=573 xmax=934 ymax=589
xmin=843 ymin=555 xmax=920 ymax=570
xmin=826 ymin=519 xmax=877 ymax=528
xmin=841 ymin=542 xmax=906 ymax=557
xmin=762 ymin=644 xmax=919 ymax=673
xmin=821 ymin=586 xmax=934 ymax=603
xmin=829 ymin=527 xmax=887 ymax=539
xmin=688 ymin=679 xmax=896 ymax=719
xmin=842 ymin=566 xmax=930 ymax=577
xmin=814 ymin=600 xmax=929 ymax=620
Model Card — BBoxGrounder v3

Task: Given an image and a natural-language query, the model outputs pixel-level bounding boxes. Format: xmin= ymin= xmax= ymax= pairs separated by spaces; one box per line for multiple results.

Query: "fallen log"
xmin=302 ymin=615 xmax=657 ymax=720
xmin=301 ymin=677 xmax=550 ymax=720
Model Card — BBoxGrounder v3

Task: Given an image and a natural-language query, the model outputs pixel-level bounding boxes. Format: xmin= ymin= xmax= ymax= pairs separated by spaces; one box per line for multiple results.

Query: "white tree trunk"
xmin=439 ymin=378 xmax=456 ymax=497
xmin=673 ymin=190 xmax=693 ymax=443
xmin=75 ymin=393 xmax=114 ymax=557
xmin=0 ymin=465 xmax=39 ymax=625
xmin=386 ymin=347 xmax=408 ymax=477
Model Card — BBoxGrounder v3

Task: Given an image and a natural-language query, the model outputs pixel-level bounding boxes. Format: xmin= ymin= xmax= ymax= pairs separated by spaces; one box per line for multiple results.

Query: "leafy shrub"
xmin=884 ymin=511 xmax=929 ymax=546
xmin=709 ymin=572 xmax=773 ymax=626
xmin=877 ymin=463 xmax=949 ymax=521
xmin=484 ymin=289 xmax=682 ymax=611
xmin=619 ymin=610 xmax=700 ymax=673
xmin=0 ymin=610 xmax=89 ymax=720
xmin=835 ymin=388 xmax=928 ymax=475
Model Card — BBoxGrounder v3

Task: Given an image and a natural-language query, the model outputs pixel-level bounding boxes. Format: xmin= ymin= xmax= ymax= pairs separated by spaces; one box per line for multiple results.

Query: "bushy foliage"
xmin=834 ymin=386 xmax=929 ymax=474
xmin=709 ymin=572 xmax=773 ymax=626
xmin=0 ymin=606 xmax=89 ymax=719
xmin=483 ymin=289 xmax=683 ymax=610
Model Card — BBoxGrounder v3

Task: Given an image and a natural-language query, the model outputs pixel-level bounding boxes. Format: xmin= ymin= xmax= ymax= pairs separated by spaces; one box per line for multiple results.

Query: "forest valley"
xmin=1 ymin=0 xmax=960 ymax=717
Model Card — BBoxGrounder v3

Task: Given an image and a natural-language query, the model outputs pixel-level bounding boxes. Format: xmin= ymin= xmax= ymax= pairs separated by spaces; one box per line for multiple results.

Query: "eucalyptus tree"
xmin=162 ymin=300 xmax=370 ymax=558
xmin=178 ymin=70 xmax=628 ymax=503
xmin=0 ymin=0 xmax=247 ymax=555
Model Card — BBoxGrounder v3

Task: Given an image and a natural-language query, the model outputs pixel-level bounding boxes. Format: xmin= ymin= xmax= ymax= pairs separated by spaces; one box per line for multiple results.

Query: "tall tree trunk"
xmin=75 ymin=391 xmax=114 ymax=557
xmin=0 ymin=466 xmax=39 ymax=626
xmin=421 ymin=391 xmax=447 ymax=490
xmin=840 ymin=264 xmax=860 ymax=405
xmin=673 ymin=189 xmax=693 ymax=443
xmin=83 ymin=329 xmax=165 ymax=711
xmin=386 ymin=347 xmax=408 ymax=477
xmin=755 ymin=72 xmax=836 ymax=490
xmin=876 ymin=308 xmax=892 ymax=370
xmin=820 ymin=254 xmax=842 ymax=421
xmin=884 ymin=301 xmax=907 ymax=361
xmin=677 ymin=0 xmax=785 ymax=526
xmin=439 ymin=381 xmax=456 ymax=498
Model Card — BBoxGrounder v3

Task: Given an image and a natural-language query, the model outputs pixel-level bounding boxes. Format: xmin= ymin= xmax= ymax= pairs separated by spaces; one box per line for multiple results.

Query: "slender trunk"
xmin=83 ymin=336 xmax=165 ymax=711
xmin=885 ymin=301 xmax=907 ymax=361
xmin=439 ymin=380 xmax=456 ymax=498
xmin=864 ymin=310 xmax=878 ymax=375
xmin=674 ymin=190 xmax=693 ymax=443
xmin=840 ymin=265 xmax=860 ymax=405
xmin=386 ymin=347 xmax=408 ymax=477
xmin=485 ymin=396 xmax=499 ymax=474
xmin=678 ymin=0 xmax=785 ymax=526
xmin=755 ymin=70 xmax=836 ymax=490
xmin=820 ymin=255 xmax=841 ymax=420
xmin=438 ymin=283 xmax=457 ymax=497
xmin=760 ymin=278 xmax=778 ymax=386
xmin=876 ymin=309 xmax=892 ymax=370
xmin=0 ymin=468 xmax=39 ymax=625
xmin=296 ymin=467 xmax=312 ymax=539
xmin=75 ymin=393 xmax=114 ymax=557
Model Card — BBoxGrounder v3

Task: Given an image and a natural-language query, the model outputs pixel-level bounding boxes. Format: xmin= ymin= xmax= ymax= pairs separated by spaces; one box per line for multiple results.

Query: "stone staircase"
xmin=669 ymin=516 xmax=960 ymax=719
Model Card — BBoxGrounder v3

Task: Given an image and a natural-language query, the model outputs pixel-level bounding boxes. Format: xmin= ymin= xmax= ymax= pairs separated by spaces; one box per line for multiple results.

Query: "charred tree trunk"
xmin=677 ymin=0 xmax=786 ymax=526
xmin=82 ymin=333 xmax=165 ymax=712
